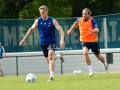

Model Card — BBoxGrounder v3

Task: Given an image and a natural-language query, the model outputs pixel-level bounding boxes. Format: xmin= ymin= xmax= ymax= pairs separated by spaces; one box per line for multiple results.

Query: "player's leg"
xmin=81 ymin=42 xmax=93 ymax=77
xmin=45 ymin=57 xmax=49 ymax=63
xmin=47 ymin=40 xmax=56 ymax=81
xmin=83 ymin=47 xmax=94 ymax=77
xmin=48 ymin=49 xmax=55 ymax=81
xmin=53 ymin=52 xmax=64 ymax=62
xmin=41 ymin=43 xmax=64 ymax=63
xmin=91 ymin=42 xmax=108 ymax=73
xmin=1 ymin=70 xmax=3 ymax=76
xmin=41 ymin=42 xmax=55 ymax=81
xmin=45 ymin=53 xmax=64 ymax=63
xmin=95 ymin=54 xmax=108 ymax=73
xmin=0 ymin=59 xmax=3 ymax=76
xmin=40 ymin=44 xmax=49 ymax=63
xmin=47 ymin=41 xmax=64 ymax=62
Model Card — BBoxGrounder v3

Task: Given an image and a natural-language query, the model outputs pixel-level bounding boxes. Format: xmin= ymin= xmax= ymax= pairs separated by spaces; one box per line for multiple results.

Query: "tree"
xmin=19 ymin=0 xmax=72 ymax=19
xmin=0 ymin=0 xmax=34 ymax=19
xmin=69 ymin=0 xmax=120 ymax=17
xmin=1 ymin=0 xmax=120 ymax=18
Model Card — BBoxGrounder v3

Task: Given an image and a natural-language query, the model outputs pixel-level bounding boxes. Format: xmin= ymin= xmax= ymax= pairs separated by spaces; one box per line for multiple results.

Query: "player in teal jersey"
xmin=0 ymin=42 xmax=8 ymax=76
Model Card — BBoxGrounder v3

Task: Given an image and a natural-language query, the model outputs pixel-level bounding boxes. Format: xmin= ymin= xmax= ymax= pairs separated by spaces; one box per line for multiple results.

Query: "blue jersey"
xmin=38 ymin=16 xmax=56 ymax=44
xmin=0 ymin=46 xmax=3 ymax=59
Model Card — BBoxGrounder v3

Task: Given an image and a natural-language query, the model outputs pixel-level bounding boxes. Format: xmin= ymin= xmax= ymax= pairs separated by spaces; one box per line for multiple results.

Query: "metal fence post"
xmin=61 ymin=61 xmax=63 ymax=74
xmin=16 ymin=56 xmax=18 ymax=76
xmin=106 ymin=53 xmax=113 ymax=64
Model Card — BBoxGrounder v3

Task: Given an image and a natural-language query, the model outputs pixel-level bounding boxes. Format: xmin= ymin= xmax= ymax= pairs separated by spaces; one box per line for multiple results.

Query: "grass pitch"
xmin=0 ymin=73 xmax=120 ymax=90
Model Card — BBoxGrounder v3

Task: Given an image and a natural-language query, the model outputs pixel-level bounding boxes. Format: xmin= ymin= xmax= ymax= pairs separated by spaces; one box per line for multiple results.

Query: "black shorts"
xmin=40 ymin=40 xmax=56 ymax=57
xmin=81 ymin=42 xmax=100 ymax=55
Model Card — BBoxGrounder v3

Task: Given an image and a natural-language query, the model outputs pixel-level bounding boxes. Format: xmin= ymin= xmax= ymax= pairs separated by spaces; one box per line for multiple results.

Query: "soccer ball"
xmin=26 ymin=73 xmax=36 ymax=83
xmin=77 ymin=70 xmax=82 ymax=74
xmin=73 ymin=70 xmax=78 ymax=74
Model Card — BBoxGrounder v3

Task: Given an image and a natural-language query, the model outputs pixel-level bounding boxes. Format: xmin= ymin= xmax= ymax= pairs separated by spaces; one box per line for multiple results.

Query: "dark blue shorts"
xmin=81 ymin=42 xmax=100 ymax=55
xmin=40 ymin=40 xmax=56 ymax=57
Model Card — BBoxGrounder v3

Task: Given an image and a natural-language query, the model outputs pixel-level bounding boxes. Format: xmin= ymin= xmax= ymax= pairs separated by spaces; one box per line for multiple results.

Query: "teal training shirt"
xmin=0 ymin=46 xmax=3 ymax=59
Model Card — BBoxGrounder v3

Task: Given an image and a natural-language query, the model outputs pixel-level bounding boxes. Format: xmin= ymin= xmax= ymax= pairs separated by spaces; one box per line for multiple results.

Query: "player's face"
xmin=40 ymin=9 xmax=48 ymax=20
xmin=82 ymin=10 xmax=90 ymax=21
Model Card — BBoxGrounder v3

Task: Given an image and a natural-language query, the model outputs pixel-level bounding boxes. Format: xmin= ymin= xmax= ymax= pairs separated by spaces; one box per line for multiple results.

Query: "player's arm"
xmin=23 ymin=19 xmax=38 ymax=39
xmin=2 ymin=46 xmax=8 ymax=57
xmin=19 ymin=19 xmax=38 ymax=46
xmin=67 ymin=18 xmax=79 ymax=35
xmin=67 ymin=22 xmax=78 ymax=35
xmin=53 ymin=19 xmax=65 ymax=48
xmin=89 ymin=18 xmax=99 ymax=34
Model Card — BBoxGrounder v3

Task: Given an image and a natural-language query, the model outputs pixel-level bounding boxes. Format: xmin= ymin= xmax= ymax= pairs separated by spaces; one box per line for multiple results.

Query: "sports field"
xmin=0 ymin=73 xmax=120 ymax=90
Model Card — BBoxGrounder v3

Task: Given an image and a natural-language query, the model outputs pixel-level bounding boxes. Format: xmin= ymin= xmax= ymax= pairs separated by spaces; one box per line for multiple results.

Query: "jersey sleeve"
xmin=2 ymin=46 xmax=4 ymax=51
xmin=75 ymin=17 xmax=80 ymax=24
xmin=91 ymin=18 xmax=98 ymax=28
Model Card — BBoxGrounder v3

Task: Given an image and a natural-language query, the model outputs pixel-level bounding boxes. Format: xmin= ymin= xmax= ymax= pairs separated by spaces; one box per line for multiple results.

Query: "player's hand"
xmin=88 ymin=29 xmax=93 ymax=34
xmin=6 ymin=55 xmax=8 ymax=58
xmin=60 ymin=41 xmax=65 ymax=48
xmin=67 ymin=30 xmax=72 ymax=35
xmin=19 ymin=39 xmax=26 ymax=46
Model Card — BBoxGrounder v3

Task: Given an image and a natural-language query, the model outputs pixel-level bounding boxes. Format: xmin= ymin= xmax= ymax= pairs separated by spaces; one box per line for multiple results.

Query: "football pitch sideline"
xmin=0 ymin=73 xmax=120 ymax=90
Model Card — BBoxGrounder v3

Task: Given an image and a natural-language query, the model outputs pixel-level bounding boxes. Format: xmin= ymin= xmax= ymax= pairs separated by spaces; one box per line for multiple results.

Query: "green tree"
xmin=0 ymin=0 xmax=34 ymax=19
xmin=69 ymin=0 xmax=120 ymax=17
xmin=19 ymin=0 xmax=72 ymax=19
xmin=0 ymin=0 xmax=120 ymax=18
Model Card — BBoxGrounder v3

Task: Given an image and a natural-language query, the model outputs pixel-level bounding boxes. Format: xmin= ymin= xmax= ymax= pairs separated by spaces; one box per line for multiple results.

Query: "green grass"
xmin=0 ymin=73 xmax=120 ymax=90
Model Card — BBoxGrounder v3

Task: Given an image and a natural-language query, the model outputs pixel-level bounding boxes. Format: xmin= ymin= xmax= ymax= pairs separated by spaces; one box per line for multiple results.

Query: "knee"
xmin=48 ymin=55 xmax=53 ymax=60
xmin=83 ymin=51 xmax=89 ymax=56
xmin=48 ymin=55 xmax=54 ymax=63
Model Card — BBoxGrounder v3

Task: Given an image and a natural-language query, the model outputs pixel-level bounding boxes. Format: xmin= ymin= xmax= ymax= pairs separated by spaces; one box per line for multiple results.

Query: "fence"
xmin=2 ymin=48 xmax=120 ymax=76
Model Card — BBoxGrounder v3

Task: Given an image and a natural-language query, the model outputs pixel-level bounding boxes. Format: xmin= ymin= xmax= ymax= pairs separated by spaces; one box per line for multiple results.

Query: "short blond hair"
xmin=39 ymin=5 xmax=48 ymax=11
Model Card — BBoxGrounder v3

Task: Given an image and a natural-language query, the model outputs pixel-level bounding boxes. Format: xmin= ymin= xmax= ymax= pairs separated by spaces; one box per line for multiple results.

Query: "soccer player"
xmin=19 ymin=5 xmax=65 ymax=81
xmin=0 ymin=42 xmax=8 ymax=76
xmin=67 ymin=8 xmax=108 ymax=77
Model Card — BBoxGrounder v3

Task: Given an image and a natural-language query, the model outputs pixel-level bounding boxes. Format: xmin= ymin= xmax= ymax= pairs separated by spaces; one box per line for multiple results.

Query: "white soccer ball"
xmin=77 ymin=70 xmax=82 ymax=74
xmin=26 ymin=73 xmax=36 ymax=83
xmin=73 ymin=70 xmax=78 ymax=74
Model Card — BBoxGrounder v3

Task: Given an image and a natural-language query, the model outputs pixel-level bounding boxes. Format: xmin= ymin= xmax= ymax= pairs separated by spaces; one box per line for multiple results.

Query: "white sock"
xmin=104 ymin=62 xmax=107 ymax=66
xmin=50 ymin=71 xmax=54 ymax=78
xmin=56 ymin=53 xmax=61 ymax=58
xmin=88 ymin=65 xmax=93 ymax=72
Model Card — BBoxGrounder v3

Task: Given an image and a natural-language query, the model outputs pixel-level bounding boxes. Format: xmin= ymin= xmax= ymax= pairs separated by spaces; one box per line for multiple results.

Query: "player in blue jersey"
xmin=19 ymin=5 xmax=65 ymax=81
xmin=0 ymin=42 xmax=8 ymax=76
